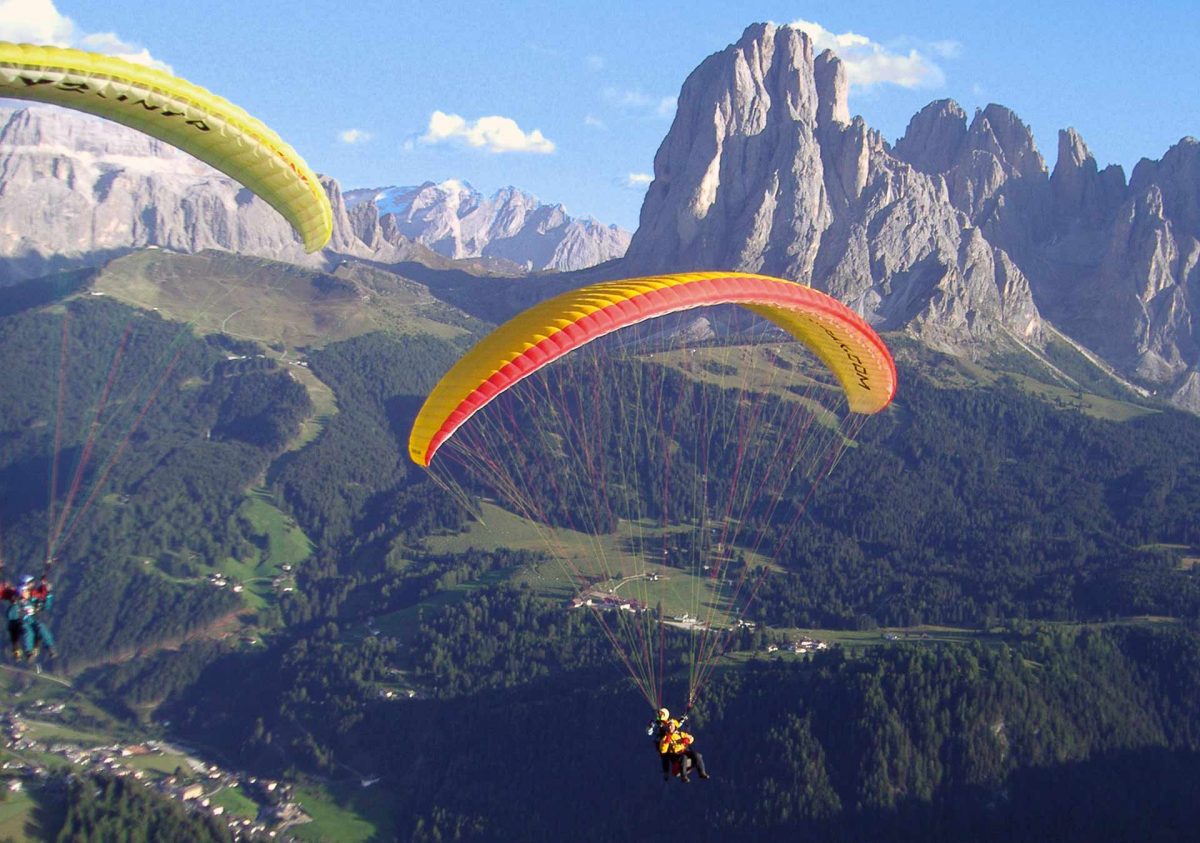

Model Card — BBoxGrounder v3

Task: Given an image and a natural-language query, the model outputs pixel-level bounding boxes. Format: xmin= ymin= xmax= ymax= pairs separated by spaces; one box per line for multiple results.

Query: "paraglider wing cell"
xmin=409 ymin=272 xmax=897 ymax=466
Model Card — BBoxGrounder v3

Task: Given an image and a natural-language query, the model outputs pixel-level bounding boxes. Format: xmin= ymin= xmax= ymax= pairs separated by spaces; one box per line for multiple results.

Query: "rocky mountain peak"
xmin=1049 ymin=128 xmax=1127 ymax=229
xmin=893 ymin=99 xmax=969 ymax=174
xmin=813 ymin=49 xmax=850 ymax=127
xmin=625 ymin=22 xmax=847 ymax=277
xmin=967 ymin=104 xmax=1046 ymax=182
xmin=892 ymin=101 xmax=1044 ymax=186
xmin=1130 ymin=137 xmax=1200 ymax=237
xmin=619 ymin=23 xmax=1200 ymax=412
xmin=1057 ymin=128 xmax=1095 ymax=174
xmin=0 ymin=104 xmax=629 ymax=279
xmin=344 ymin=182 xmax=627 ymax=271
xmin=624 ymin=23 xmax=1044 ymax=353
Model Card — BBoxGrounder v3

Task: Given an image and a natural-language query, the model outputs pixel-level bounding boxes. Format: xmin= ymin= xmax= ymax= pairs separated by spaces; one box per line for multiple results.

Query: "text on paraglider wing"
xmin=14 ymin=74 xmax=211 ymax=132
xmin=821 ymin=324 xmax=873 ymax=391
xmin=12 ymin=71 xmax=311 ymax=188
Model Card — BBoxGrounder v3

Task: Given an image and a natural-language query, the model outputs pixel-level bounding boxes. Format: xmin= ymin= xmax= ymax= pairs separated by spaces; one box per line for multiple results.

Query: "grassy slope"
xmin=291 ymin=782 xmax=395 ymax=843
xmin=0 ymin=789 xmax=37 ymax=842
xmin=890 ymin=336 xmax=1156 ymax=422
xmin=90 ymin=251 xmax=475 ymax=349
xmin=217 ymin=488 xmax=313 ymax=614
xmin=89 ymin=250 xmax=484 ymax=458
xmin=420 ymin=502 xmax=763 ymax=627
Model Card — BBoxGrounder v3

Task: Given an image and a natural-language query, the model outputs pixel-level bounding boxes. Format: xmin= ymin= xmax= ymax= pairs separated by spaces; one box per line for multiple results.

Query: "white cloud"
xmin=624 ymin=172 xmax=653 ymax=188
xmin=0 ymin=0 xmax=171 ymax=71
xmin=0 ymin=0 xmax=71 ymax=44
xmin=338 ymin=128 xmax=373 ymax=145
xmin=928 ymin=40 xmax=963 ymax=60
xmin=420 ymin=110 xmax=555 ymax=154
xmin=788 ymin=18 xmax=944 ymax=89
xmin=584 ymin=114 xmax=606 ymax=130
xmin=79 ymin=32 xmax=170 ymax=71
xmin=602 ymin=88 xmax=677 ymax=119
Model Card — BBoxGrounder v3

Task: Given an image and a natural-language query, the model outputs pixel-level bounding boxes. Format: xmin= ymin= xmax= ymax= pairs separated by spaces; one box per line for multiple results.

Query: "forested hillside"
xmin=112 ymin=323 xmax=1200 ymax=840
xmin=55 ymin=772 xmax=233 ymax=843
xmin=151 ymin=604 xmax=1200 ymax=842
xmin=273 ymin=332 xmax=468 ymax=559
xmin=0 ymin=296 xmax=311 ymax=665
xmin=3 ymin=270 xmax=1200 ymax=840
xmin=759 ymin=366 xmax=1200 ymax=627
xmin=271 ymin=331 xmax=1200 ymax=632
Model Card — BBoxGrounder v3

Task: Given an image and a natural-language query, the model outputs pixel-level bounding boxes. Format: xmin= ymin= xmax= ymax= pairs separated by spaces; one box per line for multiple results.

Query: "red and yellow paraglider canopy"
xmin=409 ymin=271 xmax=896 ymax=467
xmin=410 ymin=270 xmax=897 ymax=710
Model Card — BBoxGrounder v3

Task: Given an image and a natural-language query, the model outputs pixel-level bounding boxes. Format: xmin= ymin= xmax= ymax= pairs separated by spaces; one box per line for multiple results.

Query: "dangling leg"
xmin=31 ymin=619 xmax=54 ymax=659
xmin=20 ymin=619 xmax=34 ymax=661
xmin=7 ymin=620 xmax=23 ymax=661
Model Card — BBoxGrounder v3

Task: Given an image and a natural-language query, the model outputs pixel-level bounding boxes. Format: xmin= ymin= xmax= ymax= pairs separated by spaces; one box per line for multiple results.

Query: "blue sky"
xmin=3 ymin=0 xmax=1197 ymax=231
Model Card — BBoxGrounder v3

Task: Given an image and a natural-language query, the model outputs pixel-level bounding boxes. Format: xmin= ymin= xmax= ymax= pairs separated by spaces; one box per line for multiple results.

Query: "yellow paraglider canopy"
xmin=0 ymin=42 xmax=332 ymax=252
xmin=409 ymin=271 xmax=897 ymax=466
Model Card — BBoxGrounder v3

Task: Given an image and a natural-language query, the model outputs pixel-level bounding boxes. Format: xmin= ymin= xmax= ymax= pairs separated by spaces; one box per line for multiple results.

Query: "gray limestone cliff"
xmin=625 ymin=23 xmax=1043 ymax=356
xmin=622 ymin=22 xmax=1200 ymax=411
xmin=343 ymin=182 xmax=630 ymax=272
xmin=0 ymin=104 xmax=628 ymax=281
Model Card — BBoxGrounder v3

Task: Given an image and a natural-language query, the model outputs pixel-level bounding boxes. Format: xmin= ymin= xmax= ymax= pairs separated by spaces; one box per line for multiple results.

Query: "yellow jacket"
xmin=658 ymin=721 xmax=694 ymax=755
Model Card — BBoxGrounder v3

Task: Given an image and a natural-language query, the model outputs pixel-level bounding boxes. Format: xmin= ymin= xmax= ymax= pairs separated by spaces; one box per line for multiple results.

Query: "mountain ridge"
xmin=0 ymin=104 xmax=627 ymax=283
xmin=620 ymin=22 xmax=1200 ymax=411
xmin=344 ymin=180 xmax=630 ymax=272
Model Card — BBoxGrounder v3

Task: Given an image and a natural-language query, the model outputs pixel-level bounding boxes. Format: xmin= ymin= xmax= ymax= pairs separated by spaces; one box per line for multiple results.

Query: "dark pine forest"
xmin=2 ymin=291 xmax=1200 ymax=841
